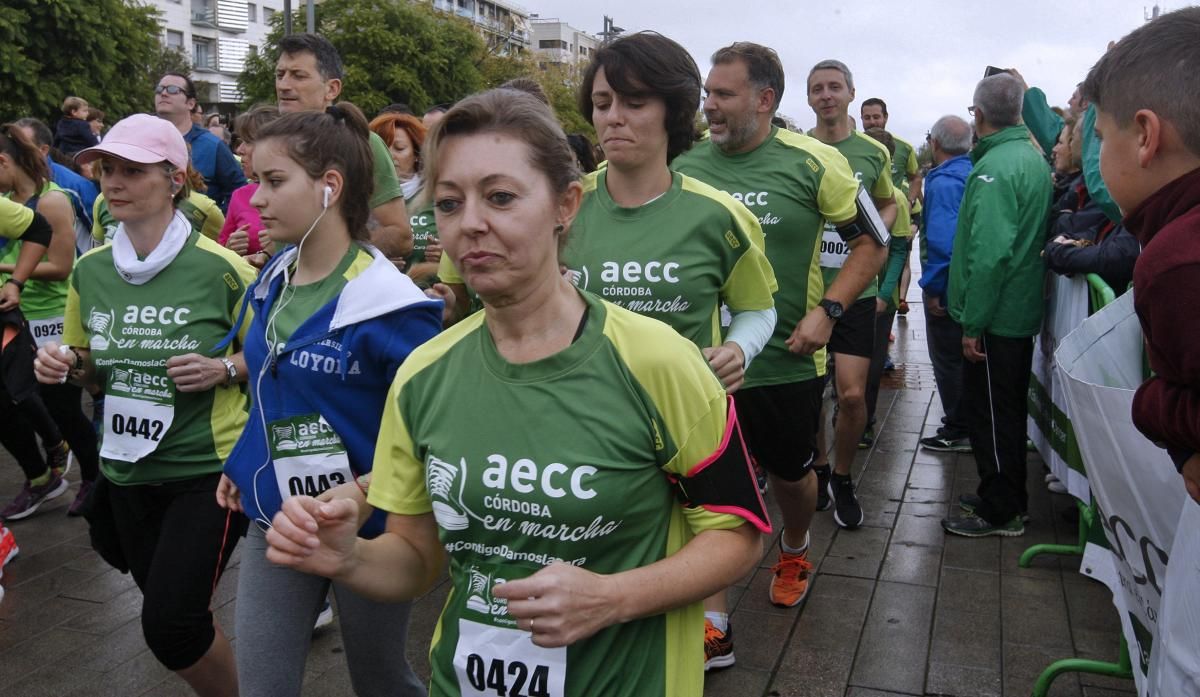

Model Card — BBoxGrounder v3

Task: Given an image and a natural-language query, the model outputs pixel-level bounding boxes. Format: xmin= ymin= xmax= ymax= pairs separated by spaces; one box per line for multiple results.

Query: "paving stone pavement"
xmin=0 ymin=278 xmax=1138 ymax=697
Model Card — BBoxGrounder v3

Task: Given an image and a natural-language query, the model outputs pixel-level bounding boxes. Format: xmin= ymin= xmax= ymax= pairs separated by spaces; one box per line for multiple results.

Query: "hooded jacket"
xmin=221 ymin=245 xmax=442 ymax=537
xmin=1126 ymin=166 xmax=1200 ymax=470
xmin=918 ymin=153 xmax=972 ymax=300
xmin=948 ymin=126 xmax=1053 ymax=338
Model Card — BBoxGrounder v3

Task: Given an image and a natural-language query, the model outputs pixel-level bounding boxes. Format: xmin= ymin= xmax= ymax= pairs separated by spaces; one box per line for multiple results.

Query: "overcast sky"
xmin=526 ymin=0 xmax=1188 ymax=147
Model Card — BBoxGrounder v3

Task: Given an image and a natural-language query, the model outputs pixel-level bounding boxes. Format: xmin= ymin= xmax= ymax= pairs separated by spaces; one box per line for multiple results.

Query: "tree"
xmin=477 ymin=53 xmax=594 ymax=139
xmin=239 ymin=0 xmax=487 ymax=116
xmin=0 ymin=0 xmax=174 ymax=124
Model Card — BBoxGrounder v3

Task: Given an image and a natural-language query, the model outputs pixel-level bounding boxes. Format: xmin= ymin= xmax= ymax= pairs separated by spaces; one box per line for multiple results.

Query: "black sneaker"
xmin=858 ymin=427 xmax=875 ymax=450
xmin=1 ymin=475 xmax=69 ymax=521
xmin=814 ymin=465 xmax=832 ymax=511
xmin=829 ymin=474 xmax=864 ymax=529
xmin=958 ymin=494 xmax=1031 ymax=523
xmin=919 ymin=434 xmax=972 ymax=452
xmin=942 ymin=513 xmax=1024 ymax=537
xmin=704 ymin=619 xmax=735 ymax=671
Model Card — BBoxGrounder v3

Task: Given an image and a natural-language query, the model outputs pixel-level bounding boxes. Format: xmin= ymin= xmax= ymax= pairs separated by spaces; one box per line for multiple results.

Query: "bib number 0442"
xmin=110 ymin=413 xmax=165 ymax=441
xmin=464 ymin=654 xmax=551 ymax=697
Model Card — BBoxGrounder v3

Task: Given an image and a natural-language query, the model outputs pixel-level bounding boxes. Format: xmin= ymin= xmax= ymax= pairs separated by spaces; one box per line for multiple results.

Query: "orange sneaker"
xmin=769 ymin=548 xmax=813 ymax=607
xmin=703 ymin=619 xmax=735 ymax=671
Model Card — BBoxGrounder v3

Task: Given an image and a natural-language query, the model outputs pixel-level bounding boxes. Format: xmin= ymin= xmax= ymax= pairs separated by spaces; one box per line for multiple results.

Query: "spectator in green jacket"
xmin=942 ymin=73 xmax=1054 ymax=538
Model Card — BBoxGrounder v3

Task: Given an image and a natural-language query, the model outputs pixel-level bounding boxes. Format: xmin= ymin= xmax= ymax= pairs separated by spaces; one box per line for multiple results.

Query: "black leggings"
xmin=40 ymin=382 xmax=99 ymax=481
xmin=107 ymin=472 xmax=246 ymax=671
xmin=0 ymin=391 xmax=61 ymax=479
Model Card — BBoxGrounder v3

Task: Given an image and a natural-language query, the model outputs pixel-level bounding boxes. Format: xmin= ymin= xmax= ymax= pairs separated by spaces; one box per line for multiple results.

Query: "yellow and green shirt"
xmin=92 ymin=192 xmax=225 ymax=245
xmin=63 ymin=231 xmax=256 ymax=484
xmin=2 ymin=183 xmax=73 ymax=323
xmin=562 ymin=169 xmax=776 ymax=348
xmin=673 ymin=126 xmax=860 ymax=386
xmin=368 ymin=291 xmax=744 ymax=697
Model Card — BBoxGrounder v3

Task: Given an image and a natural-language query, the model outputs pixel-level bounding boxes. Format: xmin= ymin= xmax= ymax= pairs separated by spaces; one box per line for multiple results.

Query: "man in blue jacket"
xmin=13 ymin=118 xmax=97 ymax=231
xmin=917 ymin=115 xmax=974 ymax=453
xmin=154 ymin=72 xmax=244 ymax=211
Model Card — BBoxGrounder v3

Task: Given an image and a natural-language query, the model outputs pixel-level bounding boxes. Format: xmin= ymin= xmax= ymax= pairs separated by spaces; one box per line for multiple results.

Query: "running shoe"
xmin=919 ymin=434 xmax=972 ymax=452
xmin=1046 ymin=477 xmax=1068 ymax=495
xmin=941 ymin=513 xmax=1024 ymax=538
xmin=957 ymin=494 xmax=1031 ymax=523
xmin=314 ymin=598 xmax=334 ymax=630
xmin=68 ymin=480 xmax=96 ymax=517
xmin=897 ymin=300 xmax=909 ymax=315
xmin=829 ymin=474 xmax=864 ymax=529
xmin=46 ymin=441 xmax=71 ymax=480
xmin=703 ymin=619 xmax=735 ymax=671
xmin=858 ymin=427 xmax=875 ymax=450
xmin=883 ymin=355 xmax=895 ymax=371
xmin=1 ymin=475 xmax=69 ymax=521
xmin=0 ymin=526 xmax=18 ymax=576
xmin=769 ymin=546 xmax=814 ymax=607
xmin=814 ymin=464 xmax=832 ymax=511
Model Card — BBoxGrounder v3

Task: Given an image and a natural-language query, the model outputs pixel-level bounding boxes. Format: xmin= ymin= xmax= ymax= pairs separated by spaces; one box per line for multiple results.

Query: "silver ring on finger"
xmin=529 ymin=618 xmax=535 ymax=633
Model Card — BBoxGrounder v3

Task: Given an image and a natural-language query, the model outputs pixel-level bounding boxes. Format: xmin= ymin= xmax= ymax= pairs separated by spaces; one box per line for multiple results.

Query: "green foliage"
xmin=478 ymin=54 xmax=594 ymax=140
xmin=0 ymin=0 xmax=175 ymax=124
xmin=239 ymin=0 xmax=487 ymax=115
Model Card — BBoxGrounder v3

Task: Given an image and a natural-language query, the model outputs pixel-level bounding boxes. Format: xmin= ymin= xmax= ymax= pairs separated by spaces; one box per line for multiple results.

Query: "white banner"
xmin=1029 ymin=273 xmax=1091 ymax=500
xmin=1055 ymin=291 xmax=1188 ymax=696
xmin=1148 ymin=501 xmax=1200 ymax=697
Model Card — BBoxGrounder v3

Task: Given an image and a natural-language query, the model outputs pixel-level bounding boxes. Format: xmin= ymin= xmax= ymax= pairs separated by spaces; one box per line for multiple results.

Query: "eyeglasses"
xmin=155 ymin=84 xmax=190 ymax=97
xmin=967 ymin=106 xmax=978 ymax=116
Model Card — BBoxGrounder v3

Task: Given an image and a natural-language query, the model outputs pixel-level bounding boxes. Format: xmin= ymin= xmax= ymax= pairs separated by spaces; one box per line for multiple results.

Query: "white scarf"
xmin=400 ymin=174 xmax=422 ymax=202
xmin=111 ymin=211 xmax=191 ymax=285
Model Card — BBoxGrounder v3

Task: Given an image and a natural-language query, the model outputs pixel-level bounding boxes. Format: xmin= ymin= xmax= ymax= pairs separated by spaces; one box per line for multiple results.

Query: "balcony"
xmin=191 ymin=8 xmax=217 ymax=27
xmin=191 ymin=0 xmax=248 ymax=32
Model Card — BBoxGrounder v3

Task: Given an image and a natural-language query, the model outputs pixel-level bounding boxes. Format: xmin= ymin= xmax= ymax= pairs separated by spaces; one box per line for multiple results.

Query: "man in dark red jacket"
xmin=1082 ymin=6 xmax=1200 ymax=503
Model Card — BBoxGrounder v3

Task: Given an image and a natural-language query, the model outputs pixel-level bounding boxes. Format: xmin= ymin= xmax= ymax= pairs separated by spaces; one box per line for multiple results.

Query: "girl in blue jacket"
xmin=216 ymin=103 xmax=440 ymax=697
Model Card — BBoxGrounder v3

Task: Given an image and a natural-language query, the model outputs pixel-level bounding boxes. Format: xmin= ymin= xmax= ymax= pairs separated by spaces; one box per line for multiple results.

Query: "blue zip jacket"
xmin=184 ymin=124 xmax=244 ymax=212
xmin=49 ymin=159 xmax=97 ymax=228
xmin=221 ymin=245 xmax=442 ymax=537
xmin=918 ymin=153 xmax=972 ymax=300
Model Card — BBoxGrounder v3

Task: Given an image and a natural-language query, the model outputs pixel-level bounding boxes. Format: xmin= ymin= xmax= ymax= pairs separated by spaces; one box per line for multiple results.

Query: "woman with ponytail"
xmin=216 ymin=102 xmax=440 ymax=697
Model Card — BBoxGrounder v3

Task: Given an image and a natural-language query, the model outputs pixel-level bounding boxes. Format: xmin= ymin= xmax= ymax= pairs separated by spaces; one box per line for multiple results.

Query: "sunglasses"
xmin=155 ymin=84 xmax=191 ymax=97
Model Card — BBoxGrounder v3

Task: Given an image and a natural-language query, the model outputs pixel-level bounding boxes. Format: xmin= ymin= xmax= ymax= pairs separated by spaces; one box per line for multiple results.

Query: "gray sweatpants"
xmin=234 ymin=526 xmax=427 ymax=697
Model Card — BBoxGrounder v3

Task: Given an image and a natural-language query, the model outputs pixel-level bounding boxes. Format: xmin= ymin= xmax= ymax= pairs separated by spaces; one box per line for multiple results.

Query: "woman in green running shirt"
xmin=265 ymin=89 xmax=764 ymax=697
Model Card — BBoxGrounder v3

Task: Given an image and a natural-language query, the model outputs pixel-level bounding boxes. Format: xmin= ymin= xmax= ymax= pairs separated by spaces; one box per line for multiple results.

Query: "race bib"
xmin=455 ymin=620 xmax=565 ymax=697
xmin=101 ymin=393 xmax=175 ymax=463
xmin=28 ymin=316 xmax=64 ymax=348
xmin=269 ymin=413 xmax=353 ymax=499
xmin=819 ymin=225 xmax=851 ymax=269
xmin=453 ymin=562 xmax=566 ymax=697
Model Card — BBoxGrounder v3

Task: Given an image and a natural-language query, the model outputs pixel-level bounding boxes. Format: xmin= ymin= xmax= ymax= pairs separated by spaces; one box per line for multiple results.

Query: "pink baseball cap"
xmin=76 ymin=113 xmax=189 ymax=172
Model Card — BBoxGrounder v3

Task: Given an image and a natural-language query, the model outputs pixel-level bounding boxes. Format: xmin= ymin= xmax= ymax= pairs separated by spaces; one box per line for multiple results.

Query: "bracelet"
xmin=219 ymin=357 xmax=238 ymax=386
xmin=4 ymin=278 xmax=24 ymax=291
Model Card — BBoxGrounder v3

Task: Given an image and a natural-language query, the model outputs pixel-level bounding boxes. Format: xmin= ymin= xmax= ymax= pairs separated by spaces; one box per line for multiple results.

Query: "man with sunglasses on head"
xmin=154 ymin=72 xmax=244 ymax=212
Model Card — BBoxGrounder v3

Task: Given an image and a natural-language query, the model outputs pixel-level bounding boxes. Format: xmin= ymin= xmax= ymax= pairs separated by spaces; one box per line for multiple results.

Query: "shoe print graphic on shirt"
xmin=428 ymin=454 xmax=473 ymax=531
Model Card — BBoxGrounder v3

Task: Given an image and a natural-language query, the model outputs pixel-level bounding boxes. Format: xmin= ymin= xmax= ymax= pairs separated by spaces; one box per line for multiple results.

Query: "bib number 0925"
xmin=464 ymin=654 xmax=551 ymax=697
xmin=110 ymin=413 xmax=165 ymax=441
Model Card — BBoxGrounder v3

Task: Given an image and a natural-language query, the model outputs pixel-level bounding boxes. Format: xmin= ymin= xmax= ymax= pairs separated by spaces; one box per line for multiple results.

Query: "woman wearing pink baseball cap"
xmin=33 ymin=113 xmax=256 ymax=696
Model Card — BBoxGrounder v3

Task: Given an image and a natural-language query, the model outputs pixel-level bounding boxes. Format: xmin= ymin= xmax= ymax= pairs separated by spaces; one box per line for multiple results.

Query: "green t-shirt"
xmin=813 ymin=130 xmax=895 ymax=300
xmin=674 ymin=126 xmax=860 ymax=387
xmin=62 ymin=232 xmax=257 ymax=485
xmin=0 ymin=197 xmax=33 ymax=238
xmin=2 ymin=183 xmax=72 ymax=322
xmin=269 ymin=243 xmax=371 ymax=346
xmin=369 ymin=132 xmax=403 ymax=209
xmin=562 ymin=169 xmax=776 ymax=349
xmin=368 ymin=291 xmax=744 ymax=697
xmin=92 ymin=192 xmax=224 ymax=245
xmin=403 ymin=190 xmax=439 ymax=281
xmin=891 ymin=136 xmax=919 ymax=193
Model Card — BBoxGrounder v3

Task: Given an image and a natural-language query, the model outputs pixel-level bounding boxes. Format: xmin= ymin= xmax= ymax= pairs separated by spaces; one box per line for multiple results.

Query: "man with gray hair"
xmin=942 ymin=74 xmax=1053 ymax=537
xmin=917 ymin=115 xmax=974 ymax=454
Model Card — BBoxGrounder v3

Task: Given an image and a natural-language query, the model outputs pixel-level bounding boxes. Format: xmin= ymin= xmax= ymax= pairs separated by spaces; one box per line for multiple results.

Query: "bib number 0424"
xmin=464 ymin=654 xmax=551 ymax=697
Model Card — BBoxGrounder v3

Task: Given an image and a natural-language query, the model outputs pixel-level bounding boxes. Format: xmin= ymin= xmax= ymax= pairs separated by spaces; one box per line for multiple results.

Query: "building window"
xmin=263 ymin=6 xmax=275 ymax=22
xmin=247 ymin=2 xmax=257 ymax=22
xmin=538 ymin=39 xmax=568 ymax=50
xmin=249 ymin=44 xmax=258 ymax=56
xmin=193 ymin=37 xmax=214 ymax=70
xmin=166 ymin=30 xmax=184 ymax=50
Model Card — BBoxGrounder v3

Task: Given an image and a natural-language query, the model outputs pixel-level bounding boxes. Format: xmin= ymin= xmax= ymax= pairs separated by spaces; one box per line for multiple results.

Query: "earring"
xmin=554 ymin=224 xmax=565 ymax=234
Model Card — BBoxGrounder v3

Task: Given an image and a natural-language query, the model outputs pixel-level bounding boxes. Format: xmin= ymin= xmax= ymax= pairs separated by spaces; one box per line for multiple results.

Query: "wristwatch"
xmin=219 ymin=357 xmax=238 ymax=387
xmin=819 ymin=298 xmax=845 ymax=322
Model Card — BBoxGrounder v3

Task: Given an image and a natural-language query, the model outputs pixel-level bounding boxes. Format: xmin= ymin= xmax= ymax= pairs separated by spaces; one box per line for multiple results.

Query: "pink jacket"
xmin=218 ymin=183 xmax=265 ymax=254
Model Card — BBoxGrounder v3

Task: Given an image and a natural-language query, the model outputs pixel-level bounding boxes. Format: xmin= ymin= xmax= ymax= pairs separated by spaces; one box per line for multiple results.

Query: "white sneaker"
xmin=314 ymin=599 xmax=334 ymax=631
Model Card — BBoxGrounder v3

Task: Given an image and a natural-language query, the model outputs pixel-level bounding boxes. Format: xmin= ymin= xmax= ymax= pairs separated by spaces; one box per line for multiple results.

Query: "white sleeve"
xmin=725 ymin=307 xmax=777 ymax=368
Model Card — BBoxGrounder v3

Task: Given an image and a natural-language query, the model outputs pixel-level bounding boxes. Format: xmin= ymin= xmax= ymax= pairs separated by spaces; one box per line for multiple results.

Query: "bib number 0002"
xmin=464 ymin=654 xmax=551 ymax=697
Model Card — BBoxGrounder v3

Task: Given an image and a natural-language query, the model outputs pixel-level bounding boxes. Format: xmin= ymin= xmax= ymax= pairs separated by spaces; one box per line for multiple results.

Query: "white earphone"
xmin=322 ymin=185 xmax=332 ymax=209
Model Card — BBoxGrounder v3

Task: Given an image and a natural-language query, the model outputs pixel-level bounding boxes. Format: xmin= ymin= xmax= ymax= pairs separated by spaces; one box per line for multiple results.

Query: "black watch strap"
xmin=4 ymin=278 xmax=25 ymax=291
